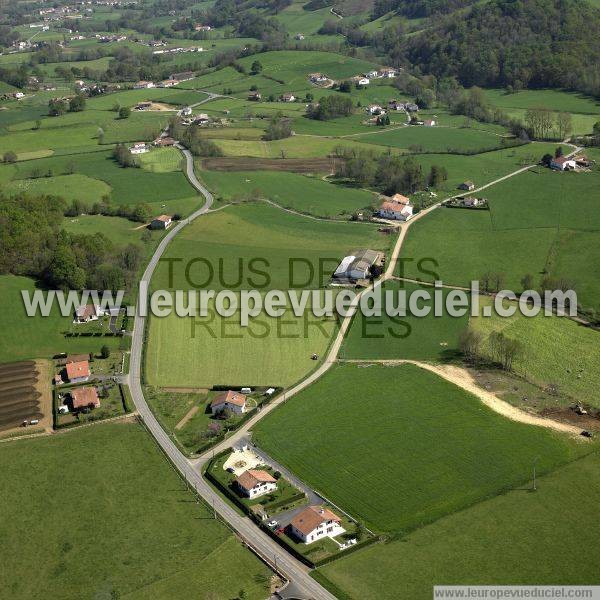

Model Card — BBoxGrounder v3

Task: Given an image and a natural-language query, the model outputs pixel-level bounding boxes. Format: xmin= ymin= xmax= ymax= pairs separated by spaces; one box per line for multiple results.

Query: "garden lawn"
xmin=252 ymin=362 xmax=583 ymax=533
xmin=317 ymin=451 xmax=600 ymax=600
xmin=0 ymin=422 xmax=271 ymax=599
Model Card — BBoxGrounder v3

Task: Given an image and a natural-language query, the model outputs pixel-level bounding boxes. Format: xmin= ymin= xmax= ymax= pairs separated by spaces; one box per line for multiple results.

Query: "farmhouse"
xmin=135 ymin=101 xmax=152 ymax=111
xmin=295 ymin=33 xmax=304 ymax=40
xmin=391 ymin=193 xmax=410 ymax=205
xmin=74 ymin=304 xmax=103 ymax=323
xmin=378 ymin=200 xmax=413 ymax=221
xmin=248 ymin=90 xmax=261 ymax=101
xmin=357 ymin=77 xmax=370 ymax=86
xmin=130 ymin=142 xmax=149 ymax=155
xmin=181 ymin=106 xmax=192 ymax=116
xmin=575 ymin=155 xmax=591 ymax=167
xmin=288 ymin=505 xmax=345 ymax=544
xmin=365 ymin=70 xmax=379 ymax=79
xmin=366 ymin=104 xmax=384 ymax=115
xmin=280 ymin=92 xmax=296 ymax=102
xmin=154 ymin=136 xmax=175 ymax=146
xmin=150 ymin=215 xmax=172 ymax=229
xmin=551 ymin=156 xmax=576 ymax=171
xmin=70 ymin=386 xmax=100 ymax=411
xmin=158 ymin=79 xmax=178 ymax=88
xmin=194 ymin=113 xmax=210 ymax=125
xmin=379 ymin=67 xmax=398 ymax=78
xmin=210 ymin=390 xmax=247 ymax=415
xmin=461 ymin=197 xmax=480 ymax=207
xmin=235 ymin=469 xmax=277 ymax=498
xmin=423 ymin=119 xmax=436 ymax=126
xmin=333 ymin=249 xmax=381 ymax=282
xmin=388 ymin=100 xmax=406 ymax=111
xmin=459 ymin=181 xmax=475 ymax=191
xmin=134 ymin=80 xmax=155 ymax=89
xmin=405 ymin=103 xmax=419 ymax=112
xmin=65 ymin=360 xmax=90 ymax=384
xmin=309 ymin=73 xmax=328 ymax=84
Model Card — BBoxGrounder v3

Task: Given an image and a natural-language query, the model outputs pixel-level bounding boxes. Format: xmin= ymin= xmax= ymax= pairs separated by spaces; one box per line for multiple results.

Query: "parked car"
xmin=267 ymin=520 xmax=278 ymax=528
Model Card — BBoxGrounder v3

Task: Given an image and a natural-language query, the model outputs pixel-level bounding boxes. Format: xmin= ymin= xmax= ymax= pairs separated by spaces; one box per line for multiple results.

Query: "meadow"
xmin=339 ymin=280 xmax=470 ymax=360
xmin=471 ymin=298 xmax=600 ymax=408
xmin=400 ymin=165 xmax=600 ymax=311
xmin=253 ymin=362 xmax=583 ymax=533
xmin=0 ymin=422 xmax=271 ymax=599
xmin=145 ymin=202 xmax=390 ymax=387
xmin=318 ymin=451 xmax=600 ymax=600
xmin=200 ymin=168 xmax=378 ymax=218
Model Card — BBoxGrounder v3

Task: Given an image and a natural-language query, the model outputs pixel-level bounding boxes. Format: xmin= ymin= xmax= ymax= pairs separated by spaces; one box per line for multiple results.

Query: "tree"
xmin=119 ymin=106 xmax=131 ymax=119
xmin=459 ymin=327 xmax=483 ymax=362
xmin=554 ymin=145 xmax=563 ymax=158
xmin=264 ymin=115 xmax=292 ymax=141
xmin=338 ymin=80 xmax=352 ymax=93
xmin=541 ymin=153 xmax=553 ymax=167
xmin=415 ymin=88 xmax=436 ymax=109
xmin=520 ymin=273 xmax=534 ymax=290
xmin=250 ymin=60 xmax=262 ymax=75
xmin=427 ymin=164 xmax=447 ymax=187
xmin=307 ymin=94 xmax=353 ymax=120
xmin=69 ymin=94 xmax=86 ymax=112
xmin=48 ymin=98 xmax=68 ymax=117
xmin=3 ymin=151 xmax=17 ymax=164
xmin=100 ymin=345 xmax=110 ymax=359
xmin=555 ymin=111 xmax=572 ymax=141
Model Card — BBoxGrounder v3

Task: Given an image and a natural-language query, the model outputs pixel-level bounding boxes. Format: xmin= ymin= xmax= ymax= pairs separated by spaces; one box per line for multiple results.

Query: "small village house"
xmin=379 ymin=67 xmax=398 ymax=78
xmin=134 ymin=80 xmax=155 ymax=89
xmin=295 ymin=33 xmax=304 ymax=40
xmin=150 ymin=215 xmax=172 ymax=230
xmin=378 ymin=200 xmax=413 ymax=221
xmin=74 ymin=304 xmax=103 ymax=323
xmin=181 ymin=106 xmax=192 ymax=116
xmin=458 ymin=181 xmax=475 ymax=191
xmin=357 ymin=77 xmax=370 ymax=86
xmin=235 ymin=469 xmax=277 ymax=498
xmin=288 ymin=505 xmax=345 ymax=544
xmin=423 ymin=119 xmax=436 ymax=126
xmin=333 ymin=249 xmax=381 ymax=282
xmin=210 ymin=390 xmax=247 ymax=415
xmin=281 ymin=92 xmax=296 ymax=102
xmin=365 ymin=70 xmax=379 ymax=79
xmin=154 ymin=136 xmax=175 ymax=147
xmin=130 ymin=142 xmax=149 ymax=155
xmin=65 ymin=360 xmax=91 ymax=384
xmin=366 ymin=104 xmax=384 ymax=115
xmin=391 ymin=193 xmax=410 ymax=205
xmin=194 ymin=113 xmax=210 ymax=125
xmin=248 ymin=90 xmax=261 ymax=101
xmin=70 ymin=386 xmax=100 ymax=411
xmin=461 ymin=197 xmax=480 ymax=207
xmin=170 ymin=71 xmax=194 ymax=82
xmin=551 ymin=155 xmax=576 ymax=171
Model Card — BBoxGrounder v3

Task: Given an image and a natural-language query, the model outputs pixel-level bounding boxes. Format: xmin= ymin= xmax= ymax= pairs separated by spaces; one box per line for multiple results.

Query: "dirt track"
xmin=201 ymin=156 xmax=341 ymax=173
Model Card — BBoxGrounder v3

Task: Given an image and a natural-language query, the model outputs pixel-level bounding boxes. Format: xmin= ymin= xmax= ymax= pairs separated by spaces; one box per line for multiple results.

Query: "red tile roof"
xmin=236 ymin=469 xmax=276 ymax=490
xmin=211 ymin=390 xmax=246 ymax=408
xmin=290 ymin=505 xmax=341 ymax=536
xmin=65 ymin=360 xmax=90 ymax=380
xmin=391 ymin=193 xmax=410 ymax=205
xmin=70 ymin=386 xmax=100 ymax=409
xmin=154 ymin=215 xmax=172 ymax=222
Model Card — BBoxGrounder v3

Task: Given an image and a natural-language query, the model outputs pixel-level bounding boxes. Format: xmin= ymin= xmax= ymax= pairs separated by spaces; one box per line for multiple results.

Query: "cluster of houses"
xmin=54 ymin=356 xmax=101 ymax=414
xmin=134 ymin=72 xmax=195 ymax=90
xmin=377 ymin=193 xmax=414 ymax=222
xmin=308 ymin=73 xmax=332 ymax=86
xmin=151 ymin=46 xmax=204 ymax=56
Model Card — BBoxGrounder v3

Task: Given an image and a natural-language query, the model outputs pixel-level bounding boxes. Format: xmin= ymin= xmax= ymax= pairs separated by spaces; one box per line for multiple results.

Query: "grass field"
xmin=0 ymin=275 xmax=125 ymax=363
xmin=145 ymin=202 xmax=390 ymax=387
xmin=399 ymin=162 xmax=600 ymax=311
xmin=4 ymin=173 xmax=111 ymax=203
xmin=471 ymin=298 xmax=600 ymax=408
xmin=317 ymin=450 xmax=600 ymax=599
xmin=484 ymin=89 xmax=600 ymax=135
xmin=0 ymin=422 xmax=271 ymax=599
xmin=253 ymin=362 xmax=583 ymax=533
xmin=138 ymin=147 xmax=184 ymax=173
xmin=340 ymin=280 xmax=469 ymax=360
xmin=200 ymin=169 xmax=378 ymax=218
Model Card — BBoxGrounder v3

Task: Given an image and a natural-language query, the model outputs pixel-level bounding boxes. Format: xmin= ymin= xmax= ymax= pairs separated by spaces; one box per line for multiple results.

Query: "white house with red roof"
xmin=210 ymin=390 xmax=247 ymax=415
xmin=378 ymin=193 xmax=414 ymax=221
xmin=551 ymin=155 xmax=576 ymax=171
xmin=235 ymin=469 xmax=277 ymax=498
xmin=65 ymin=360 xmax=91 ymax=384
xmin=150 ymin=215 xmax=172 ymax=229
xmin=289 ymin=505 xmax=345 ymax=544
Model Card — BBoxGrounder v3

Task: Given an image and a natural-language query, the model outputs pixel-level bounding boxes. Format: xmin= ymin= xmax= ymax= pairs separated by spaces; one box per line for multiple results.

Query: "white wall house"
xmin=210 ymin=390 xmax=247 ymax=415
xmin=235 ymin=469 xmax=277 ymax=498
xmin=130 ymin=142 xmax=149 ymax=154
xmin=333 ymin=249 xmax=380 ymax=281
xmin=551 ymin=156 xmax=576 ymax=170
xmin=289 ymin=506 xmax=345 ymax=544
xmin=378 ymin=200 xmax=413 ymax=221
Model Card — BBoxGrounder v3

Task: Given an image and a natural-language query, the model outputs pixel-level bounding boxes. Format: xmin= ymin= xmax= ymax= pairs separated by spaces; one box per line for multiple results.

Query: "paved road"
xmin=127 ymin=145 xmax=336 ymax=600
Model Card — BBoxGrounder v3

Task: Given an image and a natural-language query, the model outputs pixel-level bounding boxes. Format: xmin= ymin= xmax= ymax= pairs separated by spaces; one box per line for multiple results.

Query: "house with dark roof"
xmin=458 ymin=181 xmax=475 ymax=191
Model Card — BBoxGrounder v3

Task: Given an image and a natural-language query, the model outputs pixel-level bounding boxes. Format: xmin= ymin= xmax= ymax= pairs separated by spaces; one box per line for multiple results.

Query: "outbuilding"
xmin=333 ymin=249 xmax=381 ymax=281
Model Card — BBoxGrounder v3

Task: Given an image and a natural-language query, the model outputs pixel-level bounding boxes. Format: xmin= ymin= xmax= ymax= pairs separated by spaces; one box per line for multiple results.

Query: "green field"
xmin=253 ymin=362 xmax=583 ymax=533
xmin=400 ymin=162 xmax=600 ymax=311
xmin=0 ymin=422 xmax=271 ymax=599
xmin=0 ymin=275 xmax=124 ymax=363
xmin=138 ymin=147 xmax=184 ymax=172
xmin=4 ymin=173 xmax=111 ymax=203
xmin=340 ymin=280 xmax=470 ymax=360
xmin=484 ymin=89 xmax=600 ymax=135
xmin=146 ymin=202 xmax=391 ymax=387
xmin=200 ymin=169 xmax=378 ymax=218
xmin=471 ymin=299 xmax=600 ymax=408
xmin=318 ymin=450 xmax=600 ymax=600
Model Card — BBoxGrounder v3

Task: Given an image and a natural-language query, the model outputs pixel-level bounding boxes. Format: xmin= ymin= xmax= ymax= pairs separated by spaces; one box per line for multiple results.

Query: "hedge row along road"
xmin=128 ymin=140 xmax=582 ymax=600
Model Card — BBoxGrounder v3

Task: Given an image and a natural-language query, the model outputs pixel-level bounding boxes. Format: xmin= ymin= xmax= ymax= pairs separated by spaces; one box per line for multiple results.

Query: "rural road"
xmin=127 ymin=145 xmax=337 ymax=600
xmin=128 ymin=131 xmax=583 ymax=600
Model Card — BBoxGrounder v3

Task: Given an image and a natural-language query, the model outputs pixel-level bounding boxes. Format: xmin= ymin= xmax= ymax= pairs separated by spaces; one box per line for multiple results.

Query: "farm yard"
xmin=0 ymin=422 xmax=272 ymax=599
xmin=252 ymin=362 xmax=584 ymax=533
